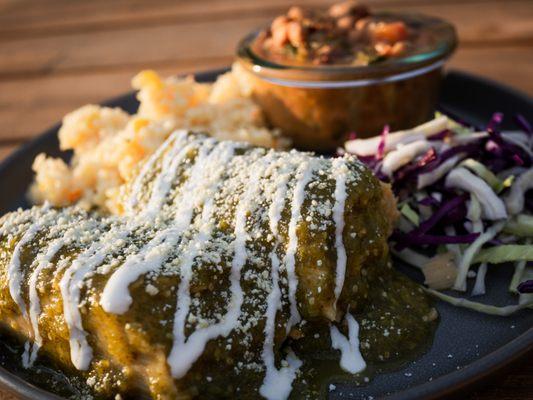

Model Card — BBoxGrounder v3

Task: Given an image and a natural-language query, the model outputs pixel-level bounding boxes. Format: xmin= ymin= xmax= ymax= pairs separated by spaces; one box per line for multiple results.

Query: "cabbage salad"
xmin=343 ymin=112 xmax=533 ymax=315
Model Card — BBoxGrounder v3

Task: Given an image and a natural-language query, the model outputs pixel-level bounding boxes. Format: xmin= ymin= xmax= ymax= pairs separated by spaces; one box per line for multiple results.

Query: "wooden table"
xmin=0 ymin=0 xmax=531 ymax=399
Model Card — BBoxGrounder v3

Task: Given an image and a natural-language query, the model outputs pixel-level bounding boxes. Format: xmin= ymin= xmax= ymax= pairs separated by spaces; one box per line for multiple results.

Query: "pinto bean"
xmin=390 ymin=41 xmax=407 ymax=56
xmin=374 ymin=42 xmax=392 ymax=56
xmin=374 ymin=41 xmax=405 ymax=57
xmin=348 ymin=28 xmax=364 ymax=43
xmin=271 ymin=22 xmax=289 ymax=47
xmin=288 ymin=6 xmax=312 ymax=21
xmin=337 ymin=15 xmax=356 ymax=30
xmin=329 ymin=1 xmax=369 ymax=19
xmin=272 ymin=15 xmax=289 ymax=31
xmin=287 ymin=21 xmax=306 ymax=47
xmin=355 ymin=17 xmax=370 ymax=31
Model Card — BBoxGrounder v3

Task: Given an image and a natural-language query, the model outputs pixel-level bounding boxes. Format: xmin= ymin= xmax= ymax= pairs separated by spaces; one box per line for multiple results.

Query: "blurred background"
xmin=0 ymin=0 xmax=531 ymax=397
xmin=0 ymin=0 xmax=532 ymax=163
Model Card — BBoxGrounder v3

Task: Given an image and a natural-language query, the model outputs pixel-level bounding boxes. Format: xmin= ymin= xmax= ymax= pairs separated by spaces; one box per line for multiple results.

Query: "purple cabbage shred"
xmin=392 ymin=231 xmax=480 ymax=250
xmin=376 ymin=125 xmax=390 ymax=160
xmin=410 ymin=195 xmax=467 ymax=236
xmin=514 ymin=114 xmax=532 ymax=135
xmin=487 ymin=112 xmax=504 ymax=132
xmin=393 ymin=147 xmax=437 ymax=187
xmin=517 ymin=280 xmax=533 ymax=294
xmin=418 ymin=196 xmax=440 ymax=207
xmin=428 ymin=129 xmax=452 ymax=141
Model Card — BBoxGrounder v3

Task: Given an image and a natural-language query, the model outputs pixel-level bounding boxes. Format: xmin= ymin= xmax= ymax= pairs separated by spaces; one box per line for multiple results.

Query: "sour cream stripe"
xmin=330 ymin=313 xmax=366 ymax=374
xmin=59 ymin=226 xmax=130 ymax=370
xmin=15 ymin=211 xmax=97 ymax=368
xmin=127 ymin=130 xmax=189 ymax=212
xmin=24 ymin=232 xmax=76 ymax=367
xmin=168 ymin=151 xmax=272 ymax=378
xmin=260 ymin=155 xmax=304 ymax=400
xmin=142 ymin=136 xmax=208 ymax=218
xmin=7 ymin=203 xmax=52 ymax=320
xmin=167 ymin=197 xmax=217 ymax=377
xmin=332 ymin=157 xmax=349 ymax=306
xmin=284 ymin=159 xmax=320 ymax=331
xmin=169 ymin=142 xmax=239 ymax=371
xmin=101 ymin=140 xmax=233 ymax=315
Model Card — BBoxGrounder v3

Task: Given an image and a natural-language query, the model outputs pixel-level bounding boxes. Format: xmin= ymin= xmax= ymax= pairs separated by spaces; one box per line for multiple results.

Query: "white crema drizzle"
xmin=332 ymin=158 xmax=349 ymax=306
xmin=59 ymin=133 xmax=198 ymax=370
xmin=127 ymin=130 xmax=188 ymax=212
xmin=23 ymin=237 xmax=68 ymax=367
xmin=330 ymin=313 xmax=366 ymax=374
xmin=284 ymin=159 xmax=319 ymax=331
xmin=101 ymin=138 xmax=223 ymax=315
xmin=260 ymin=156 xmax=304 ymax=400
xmin=168 ymin=151 xmax=271 ymax=378
xmin=59 ymin=226 xmax=130 ymax=370
xmin=7 ymin=203 xmax=51 ymax=320
xmin=141 ymin=136 xmax=209 ymax=219
xmin=167 ymin=142 xmax=239 ymax=376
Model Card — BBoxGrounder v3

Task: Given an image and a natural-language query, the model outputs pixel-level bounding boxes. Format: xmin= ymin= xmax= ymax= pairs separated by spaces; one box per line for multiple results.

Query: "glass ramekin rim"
xmin=236 ymin=11 xmax=457 ymax=80
xmin=242 ymin=59 xmax=447 ymax=88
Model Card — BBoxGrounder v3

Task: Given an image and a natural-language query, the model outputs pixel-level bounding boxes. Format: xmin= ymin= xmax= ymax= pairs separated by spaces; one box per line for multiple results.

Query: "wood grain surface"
xmin=0 ymin=0 xmax=531 ymax=399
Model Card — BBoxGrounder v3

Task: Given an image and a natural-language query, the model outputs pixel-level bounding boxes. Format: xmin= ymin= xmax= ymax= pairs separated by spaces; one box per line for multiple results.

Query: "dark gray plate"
xmin=0 ymin=69 xmax=531 ymax=400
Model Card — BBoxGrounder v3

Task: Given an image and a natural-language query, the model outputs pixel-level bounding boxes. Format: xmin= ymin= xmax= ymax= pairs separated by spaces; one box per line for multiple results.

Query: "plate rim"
xmin=0 ymin=68 xmax=531 ymax=400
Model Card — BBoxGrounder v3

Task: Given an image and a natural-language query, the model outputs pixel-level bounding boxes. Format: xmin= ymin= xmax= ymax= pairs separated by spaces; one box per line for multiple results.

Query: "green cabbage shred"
xmin=473 ymin=244 xmax=533 ymax=264
xmin=503 ymin=214 xmax=533 ymax=237
xmin=460 ymin=158 xmax=504 ymax=192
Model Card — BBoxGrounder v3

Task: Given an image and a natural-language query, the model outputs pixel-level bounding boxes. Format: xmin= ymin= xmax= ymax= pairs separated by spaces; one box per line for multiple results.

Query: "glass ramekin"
xmin=236 ymin=12 xmax=457 ymax=152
